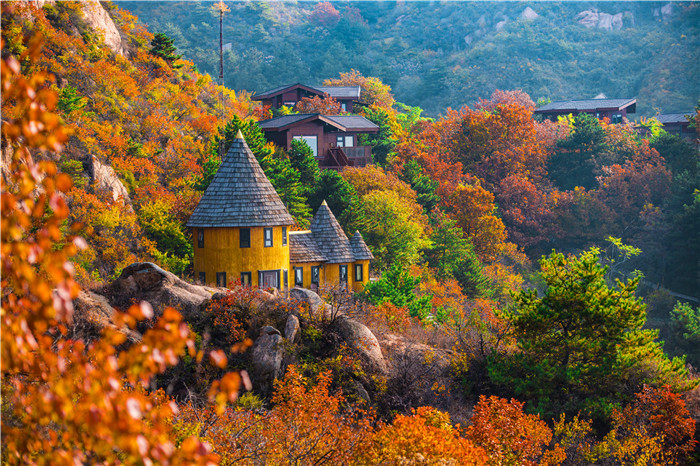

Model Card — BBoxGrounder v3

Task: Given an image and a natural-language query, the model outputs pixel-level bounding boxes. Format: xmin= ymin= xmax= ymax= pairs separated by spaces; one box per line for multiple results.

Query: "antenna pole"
xmin=213 ymin=1 xmax=230 ymax=158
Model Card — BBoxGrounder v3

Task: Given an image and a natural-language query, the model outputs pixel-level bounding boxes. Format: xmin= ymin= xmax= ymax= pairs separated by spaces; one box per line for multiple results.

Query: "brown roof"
xmin=252 ymin=83 xmax=323 ymax=100
xmin=289 ymin=231 xmax=327 ymax=263
xmin=309 ymin=201 xmax=355 ymax=264
xmin=535 ymin=98 xmax=637 ymax=114
xmin=350 ymin=231 xmax=374 ymax=260
xmin=258 ymin=114 xmax=379 ymax=133
xmin=186 ymin=131 xmax=294 ymax=228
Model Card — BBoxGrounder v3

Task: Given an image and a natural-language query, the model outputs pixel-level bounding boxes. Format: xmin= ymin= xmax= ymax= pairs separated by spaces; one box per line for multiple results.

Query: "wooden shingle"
xmin=186 ymin=132 xmax=294 ymax=228
xmin=350 ymin=231 xmax=374 ymax=261
xmin=309 ymin=201 xmax=355 ymax=264
xmin=289 ymin=231 xmax=327 ymax=263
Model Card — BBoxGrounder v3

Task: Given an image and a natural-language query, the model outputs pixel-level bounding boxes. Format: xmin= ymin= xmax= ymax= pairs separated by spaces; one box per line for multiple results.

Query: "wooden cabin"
xmin=656 ymin=113 xmax=696 ymax=140
xmin=535 ymin=98 xmax=636 ymax=123
xmin=188 ymin=132 xmax=374 ymax=291
xmin=258 ymin=113 xmax=379 ymax=170
xmin=253 ymin=83 xmax=362 ymax=113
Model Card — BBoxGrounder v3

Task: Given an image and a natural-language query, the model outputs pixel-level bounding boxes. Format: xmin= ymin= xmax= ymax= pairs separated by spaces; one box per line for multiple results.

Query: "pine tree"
xmin=149 ymin=32 xmax=182 ymax=62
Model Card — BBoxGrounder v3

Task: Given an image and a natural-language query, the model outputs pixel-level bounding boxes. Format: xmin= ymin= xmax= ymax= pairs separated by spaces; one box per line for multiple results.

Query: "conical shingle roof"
xmin=309 ymin=201 xmax=355 ymax=263
xmin=289 ymin=231 xmax=327 ymax=263
xmin=187 ymin=132 xmax=294 ymax=228
xmin=350 ymin=231 xmax=374 ymax=261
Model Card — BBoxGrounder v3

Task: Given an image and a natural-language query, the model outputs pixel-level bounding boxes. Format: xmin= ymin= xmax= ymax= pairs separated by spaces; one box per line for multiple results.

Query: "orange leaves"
xmin=465 ymin=395 xmax=563 ymax=466
xmin=295 ymin=95 xmax=343 ymax=115
xmin=363 ymin=406 xmax=487 ymax=465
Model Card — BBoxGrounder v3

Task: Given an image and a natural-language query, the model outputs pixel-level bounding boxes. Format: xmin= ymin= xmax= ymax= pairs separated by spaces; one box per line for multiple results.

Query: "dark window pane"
xmin=240 ymin=228 xmax=250 ymax=248
xmin=199 ymin=271 xmax=206 ymax=283
xmin=198 ymin=229 xmax=204 ymax=248
xmin=264 ymin=228 xmax=273 ymax=247
xmin=282 ymin=227 xmax=287 ymax=246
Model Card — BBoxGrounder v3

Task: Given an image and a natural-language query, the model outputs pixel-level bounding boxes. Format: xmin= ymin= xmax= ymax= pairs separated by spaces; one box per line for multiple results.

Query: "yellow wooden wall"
xmin=193 ymin=226 xmax=289 ymax=288
xmin=351 ymin=260 xmax=370 ymax=292
xmin=289 ymin=261 xmax=325 ymax=289
xmin=324 ymin=262 xmax=354 ymax=290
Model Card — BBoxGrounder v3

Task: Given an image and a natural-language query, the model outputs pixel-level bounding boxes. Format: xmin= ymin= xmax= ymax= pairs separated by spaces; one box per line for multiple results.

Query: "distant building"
xmin=187 ymin=131 xmax=373 ymax=291
xmin=535 ymin=97 xmax=637 ymax=123
xmin=258 ymin=113 xmax=379 ymax=170
xmin=656 ymin=113 xmax=695 ymax=140
xmin=253 ymin=83 xmax=362 ymax=113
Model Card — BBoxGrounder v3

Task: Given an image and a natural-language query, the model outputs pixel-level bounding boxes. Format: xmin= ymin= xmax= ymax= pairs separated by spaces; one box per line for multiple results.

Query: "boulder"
xmin=72 ymin=290 xmax=140 ymax=344
xmin=284 ymin=314 xmax=300 ymax=342
xmin=80 ymin=0 xmax=126 ymax=56
xmin=108 ymin=262 xmax=218 ymax=320
xmin=289 ymin=287 xmax=331 ymax=319
xmin=250 ymin=326 xmax=284 ymax=394
xmin=333 ymin=317 xmax=387 ymax=375
xmin=576 ymin=10 xmax=600 ymax=28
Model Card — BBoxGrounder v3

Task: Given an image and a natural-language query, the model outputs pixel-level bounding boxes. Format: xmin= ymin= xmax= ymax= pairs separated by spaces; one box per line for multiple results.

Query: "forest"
xmin=2 ymin=1 xmax=699 ymax=464
xmin=121 ymin=1 xmax=700 ymax=117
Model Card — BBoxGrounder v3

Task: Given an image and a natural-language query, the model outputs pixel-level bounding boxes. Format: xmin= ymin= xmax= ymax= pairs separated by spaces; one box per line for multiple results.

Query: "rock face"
xmin=107 ymin=262 xmax=218 ymax=320
xmin=79 ymin=1 xmax=125 ymax=56
xmin=521 ymin=7 xmax=539 ymax=21
xmin=250 ymin=326 xmax=284 ymax=395
xmin=333 ymin=316 xmax=388 ymax=375
xmin=576 ymin=10 xmax=624 ymax=31
xmin=284 ymin=314 xmax=300 ymax=342
xmin=87 ymin=156 xmax=132 ymax=206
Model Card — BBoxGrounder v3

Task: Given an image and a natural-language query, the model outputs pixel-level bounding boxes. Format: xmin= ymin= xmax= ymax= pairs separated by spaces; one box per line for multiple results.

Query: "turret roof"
xmin=309 ymin=201 xmax=355 ymax=263
xmin=350 ymin=231 xmax=374 ymax=260
xmin=186 ymin=131 xmax=294 ymax=228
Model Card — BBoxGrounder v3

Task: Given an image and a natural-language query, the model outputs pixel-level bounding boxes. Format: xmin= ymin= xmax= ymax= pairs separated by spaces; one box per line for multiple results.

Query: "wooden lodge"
xmin=187 ymin=131 xmax=374 ymax=291
xmin=535 ymin=97 xmax=637 ymax=123
xmin=655 ymin=113 xmax=696 ymax=140
xmin=253 ymin=83 xmax=362 ymax=113
xmin=258 ymin=113 xmax=379 ymax=170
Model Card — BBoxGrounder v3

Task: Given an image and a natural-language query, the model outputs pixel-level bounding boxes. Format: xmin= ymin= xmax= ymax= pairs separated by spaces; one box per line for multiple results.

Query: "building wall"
xmin=289 ymin=261 xmax=326 ymax=290
xmin=351 ymin=260 xmax=370 ymax=293
xmin=324 ymin=262 xmax=354 ymax=290
xmin=193 ymin=226 xmax=290 ymax=289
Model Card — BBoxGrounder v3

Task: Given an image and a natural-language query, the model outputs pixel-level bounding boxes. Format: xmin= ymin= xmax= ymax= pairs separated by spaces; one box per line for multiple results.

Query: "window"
xmin=198 ymin=271 xmax=206 ymax=283
xmin=282 ymin=227 xmax=287 ymax=246
xmin=283 ymin=269 xmax=288 ymax=289
xmin=311 ymin=266 xmax=320 ymax=285
xmin=240 ymin=228 xmax=250 ymax=248
xmin=264 ymin=227 xmax=273 ymax=247
xmin=336 ymin=135 xmax=345 ymax=147
xmin=216 ymin=272 xmax=227 ymax=288
xmin=355 ymin=263 xmax=363 ymax=282
xmin=241 ymin=272 xmax=251 ymax=286
xmin=341 ymin=102 xmax=347 ymax=112
xmin=339 ymin=264 xmax=348 ymax=283
xmin=197 ymin=229 xmax=204 ymax=248
xmin=292 ymin=135 xmax=318 ymax=158
xmin=294 ymin=267 xmax=303 ymax=286
xmin=611 ymin=113 xmax=623 ymax=124
xmin=259 ymin=270 xmax=280 ymax=289
xmin=345 ymin=135 xmax=354 ymax=147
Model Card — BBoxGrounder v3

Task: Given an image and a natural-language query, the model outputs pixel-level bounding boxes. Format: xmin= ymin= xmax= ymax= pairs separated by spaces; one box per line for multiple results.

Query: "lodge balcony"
xmin=318 ymin=145 xmax=372 ymax=171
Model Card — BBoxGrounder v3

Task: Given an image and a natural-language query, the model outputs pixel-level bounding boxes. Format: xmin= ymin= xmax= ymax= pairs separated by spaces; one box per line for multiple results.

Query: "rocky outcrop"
xmin=107 ymin=262 xmax=218 ymax=320
xmin=284 ymin=314 xmax=300 ymax=342
xmin=521 ymin=7 xmax=539 ymax=21
xmin=250 ymin=326 xmax=284 ymax=395
xmin=289 ymin=287 xmax=331 ymax=319
xmin=333 ymin=316 xmax=387 ymax=375
xmin=86 ymin=155 xmax=132 ymax=207
xmin=79 ymin=1 xmax=125 ymax=56
xmin=576 ymin=10 xmax=624 ymax=31
xmin=72 ymin=290 xmax=141 ymax=344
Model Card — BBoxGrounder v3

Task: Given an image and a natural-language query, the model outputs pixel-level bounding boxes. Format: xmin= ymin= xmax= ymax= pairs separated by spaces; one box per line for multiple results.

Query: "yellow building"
xmin=188 ymin=131 xmax=374 ymax=292
xmin=187 ymin=130 xmax=294 ymax=289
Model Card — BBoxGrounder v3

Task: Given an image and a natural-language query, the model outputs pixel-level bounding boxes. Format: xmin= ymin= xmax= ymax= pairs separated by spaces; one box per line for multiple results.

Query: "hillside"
xmin=121 ymin=1 xmax=700 ymax=117
xmin=2 ymin=1 xmax=700 ymax=464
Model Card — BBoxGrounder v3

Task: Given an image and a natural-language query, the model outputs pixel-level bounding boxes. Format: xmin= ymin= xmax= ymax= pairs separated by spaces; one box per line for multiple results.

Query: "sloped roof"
xmin=258 ymin=114 xmax=379 ymax=133
xmin=324 ymin=115 xmax=380 ymax=132
xmin=289 ymin=231 xmax=327 ymax=263
xmin=316 ymin=86 xmax=362 ymax=100
xmin=309 ymin=201 xmax=355 ymax=264
xmin=656 ymin=113 xmax=692 ymax=125
xmin=350 ymin=231 xmax=374 ymax=261
xmin=253 ymin=83 xmax=324 ymax=100
xmin=535 ymin=98 xmax=636 ymax=113
xmin=186 ymin=131 xmax=294 ymax=228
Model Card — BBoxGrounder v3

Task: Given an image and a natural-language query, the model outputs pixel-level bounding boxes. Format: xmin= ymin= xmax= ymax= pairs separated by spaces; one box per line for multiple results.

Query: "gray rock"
xmin=108 ymin=262 xmax=218 ymax=320
xmin=333 ymin=317 xmax=387 ymax=375
xmin=80 ymin=0 xmax=126 ymax=56
xmin=251 ymin=327 xmax=284 ymax=394
xmin=520 ymin=7 xmax=538 ymax=21
xmin=72 ymin=290 xmax=140 ymax=344
xmin=87 ymin=155 xmax=132 ymax=207
xmin=289 ymin=287 xmax=326 ymax=317
xmin=284 ymin=314 xmax=300 ymax=342
xmin=661 ymin=3 xmax=673 ymax=20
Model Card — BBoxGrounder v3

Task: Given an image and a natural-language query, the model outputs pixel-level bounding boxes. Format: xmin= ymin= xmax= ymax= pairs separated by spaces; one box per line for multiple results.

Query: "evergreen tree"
xmin=400 ymin=159 xmax=440 ymax=213
xmin=488 ymin=248 xmax=695 ymax=421
xmin=149 ymin=32 xmax=182 ymax=62
xmin=358 ymin=105 xmax=396 ymax=166
xmin=548 ymin=113 xmax=606 ymax=190
xmin=364 ymin=262 xmax=433 ymax=321
xmin=288 ymin=138 xmax=320 ymax=193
